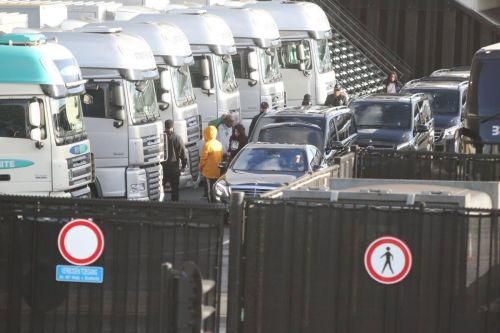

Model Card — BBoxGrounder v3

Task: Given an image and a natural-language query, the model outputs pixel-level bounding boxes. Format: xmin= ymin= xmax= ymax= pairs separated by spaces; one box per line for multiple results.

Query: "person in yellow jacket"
xmin=200 ymin=126 xmax=223 ymax=202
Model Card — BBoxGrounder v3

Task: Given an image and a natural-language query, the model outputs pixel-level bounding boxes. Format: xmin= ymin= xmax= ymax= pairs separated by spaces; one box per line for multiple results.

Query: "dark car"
xmin=249 ymin=105 xmax=356 ymax=163
xmin=402 ymin=78 xmax=468 ymax=152
xmin=350 ymin=93 xmax=434 ymax=150
xmin=430 ymin=66 xmax=470 ymax=81
xmin=214 ymin=142 xmax=324 ymax=202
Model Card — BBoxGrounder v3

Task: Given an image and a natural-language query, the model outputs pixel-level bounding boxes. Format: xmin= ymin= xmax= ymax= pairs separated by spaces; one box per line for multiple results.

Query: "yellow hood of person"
xmin=200 ymin=126 xmax=223 ymax=179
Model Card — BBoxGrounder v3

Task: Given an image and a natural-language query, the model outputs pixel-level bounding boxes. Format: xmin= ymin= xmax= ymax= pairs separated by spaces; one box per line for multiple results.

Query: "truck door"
xmin=0 ymin=99 xmax=51 ymax=194
xmin=190 ymin=55 xmax=217 ymax=127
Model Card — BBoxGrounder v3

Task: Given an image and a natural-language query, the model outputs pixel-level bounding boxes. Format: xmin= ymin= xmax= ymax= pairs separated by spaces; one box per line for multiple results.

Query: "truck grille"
xmin=67 ymin=153 xmax=93 ymax=187
xmin=230 ymin=184 xmax=278 ymax=197
xmin=187 ymin=143 xmax=200 ymax=181
xmin=186 ymin=116 xmax=201 ymax=145
xmin=144 ymin=164 xmax=162 ymax=201
xmin=142 ymin=135 xmax=162 ymax=163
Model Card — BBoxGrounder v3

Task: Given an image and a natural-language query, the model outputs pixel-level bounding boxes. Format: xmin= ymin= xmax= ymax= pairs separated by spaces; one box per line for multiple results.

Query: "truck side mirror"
xmin=113 ymin=109 xmax=126 ymax=122
xmin=247 ymin=51 xmax=258 ymax=71
xmin=249 ymin=71 xmax=259 ymax=85
xmin=160 ymin=71 xmax=170 ymax=91
xmin=299 ymin=62 xmax=306 ymax=71
xmin=28 ymin=101 xmax=41 ymax=127
xmin=297 ymin=43 xmax=305 ymax=61
xmin=110 ymin=80 xmax=125 ymax=108
xmin=30 ymin=128 xmax=41 ymax=142
xmin=202 ymin=77 xmax=211 ymax=91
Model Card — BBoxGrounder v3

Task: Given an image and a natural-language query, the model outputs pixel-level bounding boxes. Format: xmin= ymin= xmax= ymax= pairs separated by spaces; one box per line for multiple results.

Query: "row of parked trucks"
xmin=0 ymin=0 xmax=336 ymax=199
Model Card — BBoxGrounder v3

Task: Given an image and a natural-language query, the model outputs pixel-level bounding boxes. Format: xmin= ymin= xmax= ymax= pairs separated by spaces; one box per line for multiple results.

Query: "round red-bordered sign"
xmin=364 ymin=236 xmax=412 ymax=285
xmin=58 ymin=219 xmax=104 ymax=266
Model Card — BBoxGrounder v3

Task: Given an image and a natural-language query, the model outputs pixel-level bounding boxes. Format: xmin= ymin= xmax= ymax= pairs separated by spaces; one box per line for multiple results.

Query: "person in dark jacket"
xmin=324 ymin=84 xmax=348 ymax=107
xmin=249 ymin=101 xmax=269 ymax=137
xmin=302 ymin=93 xmax=312 ymax=106
xmin=162 ymin=119 xmax=187 ymax=202
xmin=228 ymin=123 xmax=248 ymax=161
xmin=384 ymin=71 xmax=403 ymax=93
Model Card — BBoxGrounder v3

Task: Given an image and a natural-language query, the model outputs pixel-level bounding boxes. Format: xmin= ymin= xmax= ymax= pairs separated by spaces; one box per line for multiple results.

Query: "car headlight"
xmin=443 ymin=126 xmax=459 ymax=139
xmin=214 ymin=180 xmax=231 ymax=198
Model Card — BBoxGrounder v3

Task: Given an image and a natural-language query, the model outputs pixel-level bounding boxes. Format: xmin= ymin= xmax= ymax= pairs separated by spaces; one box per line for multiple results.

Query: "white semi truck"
xmin=43 ymin=28 xmax=165 ymax=200
xmin=0 ymin=33 xmax=93 ymax=197
xmin=245 ymin=1 xmax=336 ymax=105
xmin=72 ymin=20 xmax=202 ymax=187
xmin=132 ymin=10 xmax=241 ymax=129
xmin=204 ymin=6 xmax=285 ymax=129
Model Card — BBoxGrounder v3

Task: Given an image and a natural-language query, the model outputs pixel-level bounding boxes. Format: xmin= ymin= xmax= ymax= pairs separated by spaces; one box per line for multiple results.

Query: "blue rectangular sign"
xmin=56 ymin=265 xmax=104 ymax=283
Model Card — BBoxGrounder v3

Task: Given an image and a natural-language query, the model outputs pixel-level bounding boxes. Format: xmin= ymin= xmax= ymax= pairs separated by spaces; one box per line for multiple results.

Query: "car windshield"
xmin=232 ymin=147 xmax=307 ymax=172
xmin=314 ymin=38 xmax=334 ymax=74
xmin=171 ymin=65 xmax=195 ymax=107
xmin=253 ymin=116 xmax=325 ymax=139
xmin=352 ymin=102 xmax=412 ymax=129
xmin=404 ymin=89 xmax=459 ymax=114
xmin=214 ymin=54 xmax=237 ymax=93
xmin=51 ymin=95 xmax=85 ymax=143
xmin=126 ymin=79 xmax=160 ymax=124
xmin=259 ymin=47 xmax=282 ymax=84
xmin=258 ymin=126 xmax=324 ymax=152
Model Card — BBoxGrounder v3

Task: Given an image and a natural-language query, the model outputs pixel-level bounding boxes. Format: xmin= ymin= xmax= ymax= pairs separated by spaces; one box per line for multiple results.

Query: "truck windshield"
xmin=352 ymin=102 xmax=412 ymax=130
xmin=171 ymin=65 xmax=196 ymax=107
xmin=214 ymin=55 xmax=238 ymax=93
xmin=126 ymin=79 xmax=160 ymax=124
xmin=469 ymin=57 xmax=500 ymax=118
xmin=404 ymin=89 xmax=459 ymax=115
xmin=314 ymin=38 xmax=334 ymax=74
xmin=51 ymin=96 xmax=85 ymax=144
xmin=259 ymin=48 xmax=282 ymax=84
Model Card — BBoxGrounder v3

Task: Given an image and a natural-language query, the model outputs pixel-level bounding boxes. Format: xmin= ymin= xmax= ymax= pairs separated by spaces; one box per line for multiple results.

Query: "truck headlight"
xmin=214 ymin=180 xmax=231 ymax=199
xmin=130 ymin=183 xmax=146 ymax=193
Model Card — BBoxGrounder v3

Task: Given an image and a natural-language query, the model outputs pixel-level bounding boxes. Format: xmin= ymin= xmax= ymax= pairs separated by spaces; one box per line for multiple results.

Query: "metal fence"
xmin=0 ymin=195 xmax=225 ymax=333
xmin=356 ymin=149 xmax=500 ymax=181
xmin=228 ymin=195 xmax=500 ymax=332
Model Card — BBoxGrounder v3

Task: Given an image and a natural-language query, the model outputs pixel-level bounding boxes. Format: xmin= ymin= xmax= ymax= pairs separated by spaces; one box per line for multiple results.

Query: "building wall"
xmin=334 ymin=0 xmax=500 ymax=77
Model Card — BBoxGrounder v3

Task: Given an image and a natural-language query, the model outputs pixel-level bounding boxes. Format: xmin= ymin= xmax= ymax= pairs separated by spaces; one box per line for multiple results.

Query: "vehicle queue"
xmin=0 ymin=0 xmax=495 ymax=204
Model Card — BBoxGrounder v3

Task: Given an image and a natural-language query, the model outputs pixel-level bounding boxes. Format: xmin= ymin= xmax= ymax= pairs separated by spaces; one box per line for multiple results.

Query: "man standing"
xmin=324 ymin=84 xmax=348 ymax=107
xmin=248 ymin=101 xmax=269 ymax=137
xmin=216 ymin=114 xmax=234 ymax=158
xmin=200 ymin=126 xmax=223 ymax=203
xmin=162 ymin=120 xmax=187 ymax=202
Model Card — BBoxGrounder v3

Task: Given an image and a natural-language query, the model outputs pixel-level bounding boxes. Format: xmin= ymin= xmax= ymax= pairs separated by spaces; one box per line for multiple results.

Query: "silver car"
xmin=214 ymin=142 xmax=325 ymax=203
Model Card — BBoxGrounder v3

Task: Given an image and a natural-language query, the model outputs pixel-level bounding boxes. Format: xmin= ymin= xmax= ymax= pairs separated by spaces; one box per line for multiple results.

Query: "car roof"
xmin=402 ymin=79 xmax=466 ymax=90
xmin=263 ymin=105 xmax=350 ymax=118
xmin=244 ymin=142 xmax=316 ymax=150
xmin=351 ymin=93 xmax=422 ymax=103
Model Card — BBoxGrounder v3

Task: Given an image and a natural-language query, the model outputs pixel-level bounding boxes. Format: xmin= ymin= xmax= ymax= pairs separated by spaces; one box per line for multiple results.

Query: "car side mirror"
xmin=416 ymin=124 xmax=429 ymax=132
xmin=28 ymin=101 xmax=41 ymax=127
xmin=328 ymin=140 xmax=344 ymax=150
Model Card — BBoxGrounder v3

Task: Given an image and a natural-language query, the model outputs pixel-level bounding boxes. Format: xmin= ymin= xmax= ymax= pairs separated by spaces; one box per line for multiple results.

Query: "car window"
xmin=310 ymin=147 xmax=322 ymax=168
xmin=258 ymin=125 xmax=324 ymax=151
xmin=328 ymin=118 xmax=338 ymax=142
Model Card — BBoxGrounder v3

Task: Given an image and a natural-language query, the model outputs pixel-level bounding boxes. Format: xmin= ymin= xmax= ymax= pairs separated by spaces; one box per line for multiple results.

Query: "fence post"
xmin=227 ymin=191 xmax=245 ymax=333
xmin=160 ymin=262 xmax=173 ymax=333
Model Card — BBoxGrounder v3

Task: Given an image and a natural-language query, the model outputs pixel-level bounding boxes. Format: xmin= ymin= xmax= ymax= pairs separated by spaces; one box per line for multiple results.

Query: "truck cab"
xmin=245 ymin=1 xmax=335 ymax=106
xmin=132 ymin=10 xmax=241 ymax=129
xmin=205 ymin=6 xmax=285 ymax=130
xmin=402 ymin=78 xmax=468 ymax=152
xmin=79 ymin=21 xmax=201 ymax=188
xmin=0 ymin=33 xmax=93 ymax=197
xmin=43 ymin=29 xmax=164 ymax=200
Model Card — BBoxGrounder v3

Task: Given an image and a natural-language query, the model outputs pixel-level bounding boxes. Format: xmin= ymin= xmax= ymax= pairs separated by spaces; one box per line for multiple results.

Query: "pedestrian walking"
xmin=228 ymin=123 xmax=248 ymax=162
xmin=249 ymin=101 xmax=269 ymax=137
xmin=216 ymin=114 xmax=234 ymax=159
xmin=324 ymin=84 xmax=348 ymax=107
xmin=200 ymin=126 xmax=223 ymax=203
xmin=384 ymin=71 xmax=403 ymax=93
xmin=162 ymin=120 xmax=187 ymax=202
